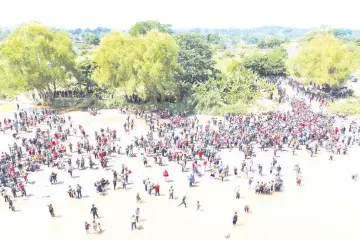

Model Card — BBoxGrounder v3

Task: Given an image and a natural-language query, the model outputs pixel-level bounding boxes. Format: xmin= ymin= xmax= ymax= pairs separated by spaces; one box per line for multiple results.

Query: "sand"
xmin=1 ymin=106 xmax=360 ymax=241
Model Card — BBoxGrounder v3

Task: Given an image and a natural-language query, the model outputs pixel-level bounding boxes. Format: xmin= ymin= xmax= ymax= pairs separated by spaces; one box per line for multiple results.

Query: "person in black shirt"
xmin=90 ymin=204 xmax=99 ymax=219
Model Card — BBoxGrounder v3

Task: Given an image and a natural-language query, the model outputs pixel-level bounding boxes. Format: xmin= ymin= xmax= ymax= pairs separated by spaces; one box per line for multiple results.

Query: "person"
xmin=235 ymin=185 xmax=240 ymax=199
xmin=48 ymin=204 xmax=55 ymax=217
xmin=98 ymin=223 xmax=102 ymax=233
xmin=8 ymin=198 xmax=15 ymax=212
xmin=196 ymin=201 xmax=201 ymax=211
xmin=135 ymin=207 xmax=140 ymax=222
xmin=169 ymin=186 xmax=174 ymax=199
xmin=232 ymin=212 xmax=238 ymax=227
xmin=90 ymin=204 xmax=99 ymax=219
xmin=131 ymin=215 xmax=137 ymax=230
xmin=92 ymin=220 xmax=98 ymax=232
xmin=85 ymin=222 xmax=90 ymax=234
xmin=244 ymin=205 xmax=250 ymax=213
xmin=178 ymin=196 xmax=187 ymax=208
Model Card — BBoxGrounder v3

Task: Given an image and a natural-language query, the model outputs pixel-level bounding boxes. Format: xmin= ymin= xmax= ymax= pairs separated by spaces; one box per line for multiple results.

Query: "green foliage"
xmin=75 ymin=57 xmax=97 ymax=92
xmin=257 ymin=37 xmax=286 ymax=49
xmin=93 ymin=30 xmax=180 ymax=102
xmin=0 ymin=22 xmax=76 ymax=94
xmin=288 ymin=32 xmax=359 ymax=87
xmin=129 ymin=21 xmax=172 ymax=36
xmin=193 ymin=66 xmax=262 ymax=113
xmin=241 ymin=47 xmax=288 ymax=76
xmin=175 ymin=33 xmax=216 ymax=83
xmin=207 ymin=33 xmax=222 ymax=44
xmin=328 ymin=99 xmax=360 ymax=115
xmin=85 ymin=33 xmax=100 ymax=45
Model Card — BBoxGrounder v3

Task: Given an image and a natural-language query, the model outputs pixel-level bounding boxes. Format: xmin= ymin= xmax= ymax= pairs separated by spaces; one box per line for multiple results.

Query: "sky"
xmin=1 ymin=0 xmax=359 ymax=30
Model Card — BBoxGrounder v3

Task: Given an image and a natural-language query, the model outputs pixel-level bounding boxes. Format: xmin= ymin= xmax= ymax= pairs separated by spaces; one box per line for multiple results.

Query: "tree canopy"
xmin=0 ymin=22 xmax=76 ymax=95
xmin=288 ymin=33 xmax=358 ymax=86
xmin=257 ymin=37 xmax=286 ymax=49
xmin=85 ymin=33 xmax=100 ymax=45
xmin=175 ymin=33 xmax=216 ymax=83
xmin=129 ymin=21 xmax=172 ymax=37
xmin=194 ymin=64 xmax=270 ymax=113
xmin=93 ymin=30 xmax=180 ymax=102
xmin=241 ymin=47 xmax=288 ymax=77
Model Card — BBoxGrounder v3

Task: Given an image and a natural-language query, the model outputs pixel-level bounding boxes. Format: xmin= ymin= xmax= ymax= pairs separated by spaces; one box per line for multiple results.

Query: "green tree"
xmin=242 ymin=47 xmax=288 ymax=77
xmin=288 ymin=33 xmax=358 ymax=86
xmin=76 ymin=57 xmax=97 ymax=93
xmin=93 ymin=30 xmax=180 ymax=102
xmin=194 ymin=65 xmax=262 ymax=113
xmin=85 ymin=33 xmax=100 ymax=45
xmin=175 ymin=33 xmax=216 ymax=83
xmin=257 ymin=37 xmax=285 ymax=49
xmin=207 ymin=33 xmax=222 ymax=44
xmin=0 ymin=22 xmax=76 ymax=96
xmin=129 ymin=21 xmax=172 ymax=37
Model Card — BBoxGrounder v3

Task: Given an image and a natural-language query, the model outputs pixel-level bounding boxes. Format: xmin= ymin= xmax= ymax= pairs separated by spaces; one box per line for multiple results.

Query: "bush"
xmin=327 ymin=99 xmax=360 ymax=115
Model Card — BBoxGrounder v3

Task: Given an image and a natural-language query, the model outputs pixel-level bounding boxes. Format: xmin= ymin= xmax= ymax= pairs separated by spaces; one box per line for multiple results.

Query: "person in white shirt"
xmin=131 ymin=215 xmax=137 ymax=230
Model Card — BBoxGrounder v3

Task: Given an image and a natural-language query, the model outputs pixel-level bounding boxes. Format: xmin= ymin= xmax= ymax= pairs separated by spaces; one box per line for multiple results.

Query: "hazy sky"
xmin=1 ymin=0 xmax=359 ymax=29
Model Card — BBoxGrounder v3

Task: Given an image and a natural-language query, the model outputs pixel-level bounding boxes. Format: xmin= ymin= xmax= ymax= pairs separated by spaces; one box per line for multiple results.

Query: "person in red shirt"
xmin=198 ymin=150 xmax=203 ymax=160
xmin=163 ymin=170 xmax=169 ymax=182
xmin=155 ymin=184 xmax=160 ymax=196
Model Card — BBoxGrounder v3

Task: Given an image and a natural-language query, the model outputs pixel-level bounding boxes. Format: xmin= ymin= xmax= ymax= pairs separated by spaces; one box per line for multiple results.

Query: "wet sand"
xmin=1 ymin=109 xmax=360 ymax=241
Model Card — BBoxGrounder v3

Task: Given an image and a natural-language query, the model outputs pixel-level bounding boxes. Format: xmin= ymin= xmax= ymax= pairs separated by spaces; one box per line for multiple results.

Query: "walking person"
xmin=92 ymin=220 xmax=98 ymax=233
xmin=76 ymin=184 xmax=82 ymax=198
xmin=169 ymin=186 xmax=174 ymax=199
xmin=232 ymin=212 xmax=238 ymax=227
xmin=48 ymin=204 xmax=55 ymax=217
xmin=90 ymin=204 xmax=99 ymax=219
xmin=135 ymin=207 xmax=140 ymax=223
xmin=178 ymin=196 xmax=187 ymax=208
xmin=196 ymin=201 xmax=201 ymax=211
xmin=131 ymin=215 xmax=137 ymax=230
xmin=85 ymin=222 xmax=90 ymax=234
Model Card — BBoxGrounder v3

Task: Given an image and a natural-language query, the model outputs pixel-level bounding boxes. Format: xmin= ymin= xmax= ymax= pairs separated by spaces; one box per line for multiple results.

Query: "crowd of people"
xmin=0 ymin=79 xmax=359 ymax=236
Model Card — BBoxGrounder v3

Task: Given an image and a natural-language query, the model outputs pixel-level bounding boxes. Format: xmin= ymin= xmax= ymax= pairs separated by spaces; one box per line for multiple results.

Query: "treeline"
xmin=0 ymin=21 xmax=359 ymax=114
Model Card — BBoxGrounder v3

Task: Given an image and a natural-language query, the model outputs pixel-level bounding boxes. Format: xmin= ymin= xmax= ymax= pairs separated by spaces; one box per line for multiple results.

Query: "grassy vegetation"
xmin=327 ymin=98 xmax=360 ymax=115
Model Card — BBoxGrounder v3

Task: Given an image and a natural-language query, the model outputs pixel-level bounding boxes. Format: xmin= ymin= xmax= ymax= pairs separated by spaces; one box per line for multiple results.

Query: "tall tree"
xmin=0 ymin=22 xmax=76 ymax=96
xmin=175 ymin=33 xmax=216 ymax=83
xmin=93 ymin=30 xmax=180 ymax=102
xmin=289 ymin=33 xmax=358 ymax=86
xmin=129 ymin=21 xmax=172 ymax=36
xmin=76 ymin=58 xmax=97 ymax=93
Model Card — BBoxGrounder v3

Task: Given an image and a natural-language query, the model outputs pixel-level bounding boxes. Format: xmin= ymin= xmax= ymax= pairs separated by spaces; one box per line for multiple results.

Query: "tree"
xmin=93 ymin=30 xmax=180 ymax=102
xmin=207 ymin=33 xmax=222 ymax=45
xmin=76 ymin=58 xmax=97 ymax=93
xmin=193 ymin=65 xmax=262 ymax=113
xmin=242 ymin=47 xmax=288 ymax=77
xmin=257 ymin=37 xmax=285 ymax=49
xmin=288 ymin=33 xmax=358 ymax=86
xmin=85 ymin=33 xmax=100 ymax=45
xmin=175 ymin=33 xmax=216 ymax=83
xmin=129 ymin=21 xmax=172 ymax=37
xmin=0 ymin=22 xmax=76 ymax=96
